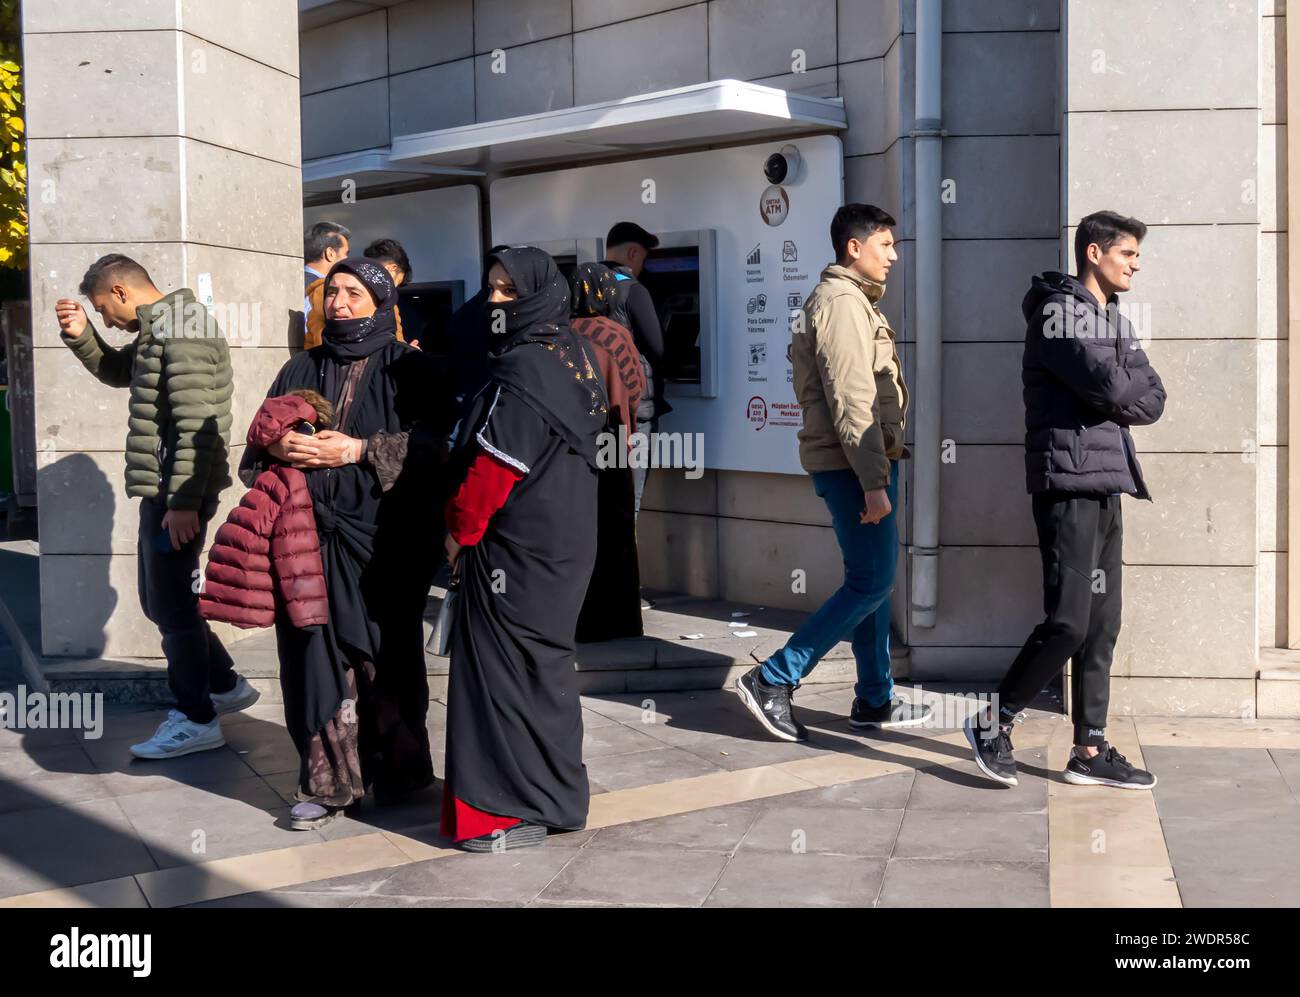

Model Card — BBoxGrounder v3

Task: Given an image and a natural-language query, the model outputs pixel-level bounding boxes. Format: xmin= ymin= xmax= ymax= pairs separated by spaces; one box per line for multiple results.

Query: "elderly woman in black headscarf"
xmin=244 ymin=258 xmax=452 ymax=830
xmin=440 ymin=246 xmax=607 ymax=852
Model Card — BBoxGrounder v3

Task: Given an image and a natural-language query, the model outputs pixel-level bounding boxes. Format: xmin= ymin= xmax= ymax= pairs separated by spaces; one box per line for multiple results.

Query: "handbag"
xmin=429 ymin=571 xmax=460 ymax=657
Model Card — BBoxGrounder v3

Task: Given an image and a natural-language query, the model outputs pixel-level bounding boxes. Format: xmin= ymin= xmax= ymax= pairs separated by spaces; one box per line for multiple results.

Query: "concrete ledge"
xmin=1259 ymin=681 xmax=1300 ymax=719
xmin=1258 ymin=648 xmax=1300 ymax=718
xmin=1259 ymin=646 xmax=1300 ymax=681
xmin=0 ymin=553 xmax=865 ymax=703
xmin=0 ymin=541 xmax=50 ymax=694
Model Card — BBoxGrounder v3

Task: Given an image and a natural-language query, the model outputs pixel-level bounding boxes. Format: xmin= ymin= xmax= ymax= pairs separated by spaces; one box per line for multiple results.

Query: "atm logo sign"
xmin=759 ymin=185 xmax=789 ymax=227
xmin=747 ymin=395 xmax=768 ymax=430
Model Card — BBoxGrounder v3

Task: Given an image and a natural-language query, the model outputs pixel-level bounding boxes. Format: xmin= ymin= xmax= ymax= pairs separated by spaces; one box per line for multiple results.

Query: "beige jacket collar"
xmin=820 ymin=263 xmax=887 ymax=305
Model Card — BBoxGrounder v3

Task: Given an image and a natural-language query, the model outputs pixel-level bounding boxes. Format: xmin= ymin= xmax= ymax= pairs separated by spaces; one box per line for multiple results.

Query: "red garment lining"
xmin=440 ymin=781 xmax=522 ymax=842
xmin=444 ymin=451 xmax=524 ymax=546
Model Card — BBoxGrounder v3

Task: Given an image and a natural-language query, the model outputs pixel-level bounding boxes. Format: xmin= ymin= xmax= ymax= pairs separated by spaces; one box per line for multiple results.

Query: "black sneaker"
xmin=963 ymin=711 xmax=1019 ymax=787
xmin=459 ymin=822 xmax=547 ymax=853
xmin=734 ymin=666 xmax=808 ymax=743
xmin=849 ymin=696 xmax=933 ymax=729
xmin=1064 ymin=743 xmax=1157 ymax=790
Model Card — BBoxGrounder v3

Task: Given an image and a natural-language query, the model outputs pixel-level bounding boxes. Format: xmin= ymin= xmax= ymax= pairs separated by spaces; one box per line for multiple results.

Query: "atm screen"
xmin=550 ymin=254 xmax=580 ymax=284
xmin=641 ymin=247 xmax=702 ymax=384
xmin=397 ymin=281 xmax=465 ymax=357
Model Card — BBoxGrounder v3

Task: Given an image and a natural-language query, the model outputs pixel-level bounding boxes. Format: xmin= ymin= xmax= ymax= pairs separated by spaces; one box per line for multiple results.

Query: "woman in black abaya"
xmin=441 ymin=246 xmax=606 ymax=852
xmin=570 ymin=263 xmax=646 ymax=642
xmin=243 ymin=258 xmax=450 ymax=830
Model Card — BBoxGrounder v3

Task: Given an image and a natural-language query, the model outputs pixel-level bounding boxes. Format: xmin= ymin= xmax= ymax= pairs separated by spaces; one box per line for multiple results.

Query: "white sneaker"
xmin=211 ymin=675 xmax=261 ymax=716
xmin=130 ymin=714 xmax=225 ymax=759
xmin=153 ymin=709 xmax=185 ymax=735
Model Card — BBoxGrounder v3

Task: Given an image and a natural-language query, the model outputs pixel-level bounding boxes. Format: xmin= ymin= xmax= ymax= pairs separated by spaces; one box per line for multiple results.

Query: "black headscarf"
xmin=320 ymin=258 xmax=399 ymax=363
xmin=448 ymin=245 xmax=511 ymax=409
xmin=569 ymin=263 xmax=622 ymax=319
xmin=484 ymin=247 xmax=607 ymax=467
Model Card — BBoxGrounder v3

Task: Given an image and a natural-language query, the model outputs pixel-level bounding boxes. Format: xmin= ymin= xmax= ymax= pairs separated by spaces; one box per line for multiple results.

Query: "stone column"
xmin=23 ymin=0 xmax=302 ymax=657
xmin=1062 ymin=0 xmax=1260 ymax=716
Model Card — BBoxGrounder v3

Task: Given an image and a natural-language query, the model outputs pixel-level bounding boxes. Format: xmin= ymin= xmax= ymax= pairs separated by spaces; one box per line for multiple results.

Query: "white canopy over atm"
xmin=300 ymin=80 xmax=854 ymax=479
xmin=302 ymin=80 xmax=846 ymax=190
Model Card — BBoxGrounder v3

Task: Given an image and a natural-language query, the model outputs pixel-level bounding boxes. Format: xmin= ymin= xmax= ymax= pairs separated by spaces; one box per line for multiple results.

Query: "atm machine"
xmin=515 ymin=231 xmax=717 ymax=397
xmin=638 ymin=230 xmax=717 ymax=397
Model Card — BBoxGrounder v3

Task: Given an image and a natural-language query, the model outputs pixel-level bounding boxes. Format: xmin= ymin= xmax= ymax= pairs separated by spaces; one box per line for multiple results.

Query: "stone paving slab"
xmin=0 ymin=539 xmax=875 ymax=702
xmin=4 ymin=625 xmax=1300 ymax=908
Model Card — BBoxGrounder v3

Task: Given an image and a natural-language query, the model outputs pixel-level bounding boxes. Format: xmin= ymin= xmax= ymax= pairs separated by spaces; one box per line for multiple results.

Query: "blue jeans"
xmin=761 ymin=462 xmax=899 ymax=706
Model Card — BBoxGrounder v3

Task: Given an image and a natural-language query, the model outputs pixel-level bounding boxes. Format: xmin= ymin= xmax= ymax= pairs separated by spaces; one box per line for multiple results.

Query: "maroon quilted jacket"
xmin=199 ymin=395 xmax=329 ymax=629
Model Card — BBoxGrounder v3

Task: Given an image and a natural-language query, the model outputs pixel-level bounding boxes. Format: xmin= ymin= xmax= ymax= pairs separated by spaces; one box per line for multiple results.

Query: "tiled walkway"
xmin=2 ymin=634 xmax=1299 ymax=908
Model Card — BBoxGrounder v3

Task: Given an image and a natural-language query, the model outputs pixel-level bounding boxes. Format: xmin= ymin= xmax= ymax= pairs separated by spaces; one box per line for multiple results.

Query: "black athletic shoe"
xmin=1064 ymin=743 xmax=1157 ymax=790
xmin=734 ymin=666 xmax=809 ymax=743
xmin=964 ymin=711 xmax=1019 ymax=787
xmin=459 ymin=822 xmax=547 ymax=853
xmin=849 ymin=696 xmax=933 ymax=729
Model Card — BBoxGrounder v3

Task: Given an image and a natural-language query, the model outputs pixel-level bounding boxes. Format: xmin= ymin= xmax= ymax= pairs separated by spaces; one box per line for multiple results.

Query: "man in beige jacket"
xmin=736 ymin=204 xmax=931 ymax=741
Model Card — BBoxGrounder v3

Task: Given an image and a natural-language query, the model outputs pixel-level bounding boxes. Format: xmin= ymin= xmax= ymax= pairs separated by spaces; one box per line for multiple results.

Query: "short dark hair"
xmin=78 ymin=254 xmax=156 ymax=297
xmin=606 ymin=221 xmax=659 ymax=252
xmin=304 ymin=221 xmax=350 ymax=263
xmin=830 ymin=204 xmax=895 ymax=261
xmin=1075 ymin=210 xmax=1147 ymax=272
xmin=363 ymin=238 xmax=412 ymax=282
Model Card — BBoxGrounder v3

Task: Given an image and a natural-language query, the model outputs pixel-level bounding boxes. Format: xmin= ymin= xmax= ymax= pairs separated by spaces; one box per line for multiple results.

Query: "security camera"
xmin=763 ymin=144 xmax=803 ymax=185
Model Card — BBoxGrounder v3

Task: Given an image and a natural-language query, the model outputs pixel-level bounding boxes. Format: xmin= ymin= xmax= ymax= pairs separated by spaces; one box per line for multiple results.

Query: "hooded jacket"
xmin=199 ymin=395 xmax=329 ymax=630
xmin=792 ymin=264 xmax=909 ymax=492
xmin=1021 ymin=271 xmax=1167 ymax=498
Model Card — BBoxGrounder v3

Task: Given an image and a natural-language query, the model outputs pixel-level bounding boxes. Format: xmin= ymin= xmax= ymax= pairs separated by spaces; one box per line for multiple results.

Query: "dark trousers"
xmin=997 ymin=492 xmax=1122 ymax=747
xmin=137 ymin=497 xmax=236 ymax=724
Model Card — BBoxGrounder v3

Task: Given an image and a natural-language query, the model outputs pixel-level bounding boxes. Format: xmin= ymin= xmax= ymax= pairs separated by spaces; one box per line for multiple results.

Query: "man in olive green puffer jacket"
xmin=56 ymin=254 xmax=258 ymax=759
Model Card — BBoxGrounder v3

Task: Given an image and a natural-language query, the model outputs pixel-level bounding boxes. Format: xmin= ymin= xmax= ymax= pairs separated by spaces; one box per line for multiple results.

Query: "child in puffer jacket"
xmin=199 ymin=390 xmax=331 ymax=629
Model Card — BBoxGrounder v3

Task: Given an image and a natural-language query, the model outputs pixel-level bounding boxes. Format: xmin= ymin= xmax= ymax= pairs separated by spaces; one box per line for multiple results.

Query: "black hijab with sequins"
xmin=320 ymin=257 xmax=399 ymax=362
xmin=484 ymin=247 xmax=607 ymax=468
xmin=569 ymin=262 xmax=623 ymax=319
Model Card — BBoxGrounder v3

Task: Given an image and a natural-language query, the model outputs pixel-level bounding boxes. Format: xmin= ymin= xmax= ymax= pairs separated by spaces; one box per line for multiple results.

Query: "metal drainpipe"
xmin=909 ymin=0 xmax=943 ymax=629
xmin=1287 ymin=10 xmax=1300 ymax=648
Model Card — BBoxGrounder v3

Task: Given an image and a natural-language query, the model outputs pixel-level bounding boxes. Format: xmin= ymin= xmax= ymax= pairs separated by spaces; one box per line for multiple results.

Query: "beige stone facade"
xmin=19 ymin=1 xmax=1298 ymax=716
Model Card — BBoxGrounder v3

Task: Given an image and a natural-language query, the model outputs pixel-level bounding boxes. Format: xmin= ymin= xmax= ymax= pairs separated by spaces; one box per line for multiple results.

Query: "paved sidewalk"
xmin=2 ymin=631 xmax=1299 ymax=908
xmin=0 ymin=540 xmax=881 ymax=701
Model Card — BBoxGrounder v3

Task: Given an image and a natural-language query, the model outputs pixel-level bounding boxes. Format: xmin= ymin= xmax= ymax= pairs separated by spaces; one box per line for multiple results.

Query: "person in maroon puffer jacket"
xmin=200 ymin=391 xmax=332 ymax=629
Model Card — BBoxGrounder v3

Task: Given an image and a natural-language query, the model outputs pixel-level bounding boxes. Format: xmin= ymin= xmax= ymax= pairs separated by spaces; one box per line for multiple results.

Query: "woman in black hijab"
xmin=569 ymin=263 xmax=645 ymax=641
xmin=244 ymin=258 xmax=452 ymax=829
xmin=441 ymin=246 xmax=607 ymax=851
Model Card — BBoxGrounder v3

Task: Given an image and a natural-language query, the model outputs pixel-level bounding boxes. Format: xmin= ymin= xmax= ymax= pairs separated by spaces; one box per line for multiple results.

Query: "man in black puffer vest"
xmin=966 ymin=210 xmax=1167 ymax=792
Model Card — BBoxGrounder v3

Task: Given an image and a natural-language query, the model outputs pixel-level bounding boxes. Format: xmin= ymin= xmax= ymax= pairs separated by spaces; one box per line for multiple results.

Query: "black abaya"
xmin=245 ymin=337 xmax=449 ymax=801
xmin=444 ymin=246 xmax=606 ymax=832
xmin=445 ymin=386 xmax=598 ymax=829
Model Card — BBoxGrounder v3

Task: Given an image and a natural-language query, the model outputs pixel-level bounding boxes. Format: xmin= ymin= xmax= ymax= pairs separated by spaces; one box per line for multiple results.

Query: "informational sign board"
xmin=490 ymin=135 xmax=844 ymax=475
xmin=303 ymin=185 xmax=483 ymax=296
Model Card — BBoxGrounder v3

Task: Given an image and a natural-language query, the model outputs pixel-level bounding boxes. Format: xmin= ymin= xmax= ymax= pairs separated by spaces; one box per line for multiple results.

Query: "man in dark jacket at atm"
xmin=966 ymin=210 xmax=1167 ymax=792
xmin=602 ymin=221 xmax=669 ymax=517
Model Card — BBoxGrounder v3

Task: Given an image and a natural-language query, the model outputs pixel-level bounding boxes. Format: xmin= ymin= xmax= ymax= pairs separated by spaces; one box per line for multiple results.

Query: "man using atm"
xmin=601 ymin=221 xmax=669 ymax=517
